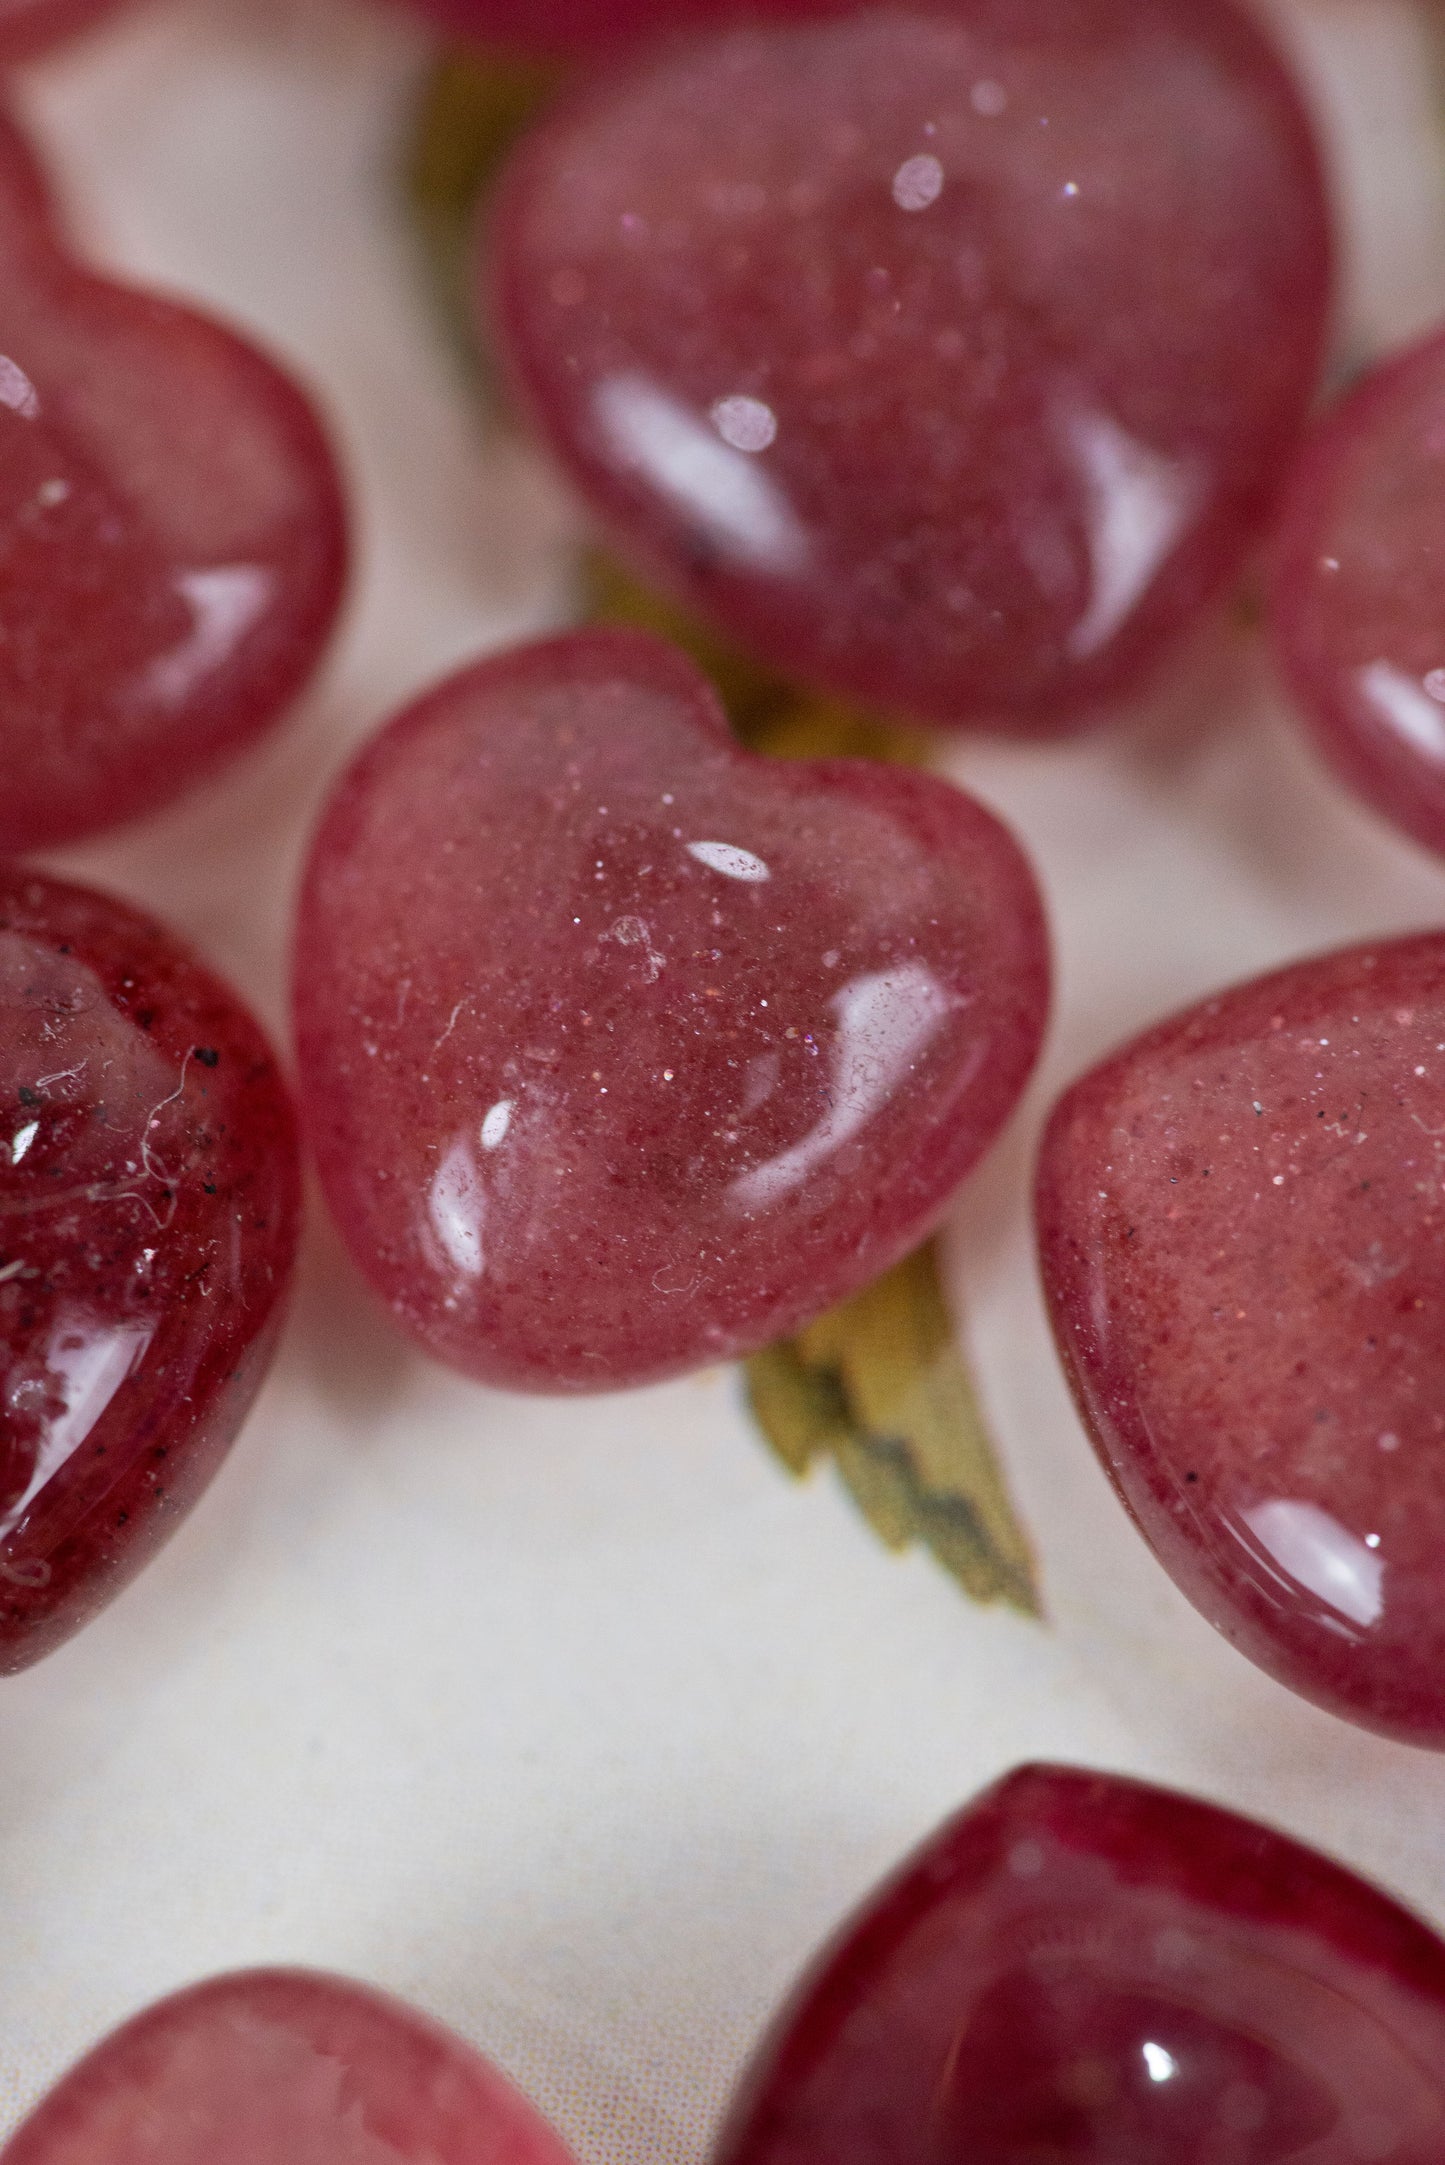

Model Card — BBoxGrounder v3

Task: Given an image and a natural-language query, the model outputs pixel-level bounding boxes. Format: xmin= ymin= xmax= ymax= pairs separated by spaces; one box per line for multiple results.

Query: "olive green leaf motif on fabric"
xmin=402 ymin=49 xmax=563 ymax=377
xmin=747 ymin=1244 xmax=1041 ymax=1617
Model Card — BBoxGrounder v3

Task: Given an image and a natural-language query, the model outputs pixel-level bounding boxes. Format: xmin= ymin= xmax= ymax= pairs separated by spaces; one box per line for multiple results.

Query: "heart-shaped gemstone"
xmin=0 ymin=1969 xmax=578 ymax=2165
xmin=1272 ymin=327 xmax=1445 ymax=861
xmin=715 ymin=1764 xmax=1445 ymax=2165
xmin=1038 ymin=934 xmax=1445 ymax=1745
xmin=294 ymin=628 xmax=1048 ymax=1390
xmin=490 ymin=0 xmax=1330 ymax=732
xmin=0 ymin=870 xmax=299 ymax=1673
xmin=0 ymin=104 xmax=347 ymax=851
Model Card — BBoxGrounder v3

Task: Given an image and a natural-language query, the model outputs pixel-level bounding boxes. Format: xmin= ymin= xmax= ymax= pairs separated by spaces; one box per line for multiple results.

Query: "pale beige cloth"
xmin=4 ymin=1 xmax=1445 ymax=2156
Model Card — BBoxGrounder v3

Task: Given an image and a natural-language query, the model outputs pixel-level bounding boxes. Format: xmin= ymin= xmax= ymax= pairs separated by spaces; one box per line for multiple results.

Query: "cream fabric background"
xmin=4 ymin=0 xmax=1445 ymax=2151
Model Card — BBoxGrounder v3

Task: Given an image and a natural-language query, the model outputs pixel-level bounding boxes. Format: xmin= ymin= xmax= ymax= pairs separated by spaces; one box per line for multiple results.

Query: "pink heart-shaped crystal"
xmin=490 ymin=0 xmax=1330 ymax=732
xmin=0 ymin=104 xmax=347 ymax=851
xmin=294 ymin=628 xmax=1049 ymax=1390
xmin=0 ymin=1969 xmax=578 ymax=2165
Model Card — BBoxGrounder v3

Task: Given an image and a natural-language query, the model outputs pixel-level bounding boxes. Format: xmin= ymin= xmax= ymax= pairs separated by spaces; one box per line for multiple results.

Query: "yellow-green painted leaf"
xmin=582 ymin=549 xmax=932 ymax=764
xmin=401 ymin=48 xmax=563 ymax=377
xmin=746 ymin=1243 xmax=1041 ymax=1616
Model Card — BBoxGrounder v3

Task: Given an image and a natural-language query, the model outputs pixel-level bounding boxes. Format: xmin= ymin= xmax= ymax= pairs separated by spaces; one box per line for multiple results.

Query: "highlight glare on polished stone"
xmin=0 ymin=872 xmax=299 ymax=1672
xmin=715 ymin=1765 xmax=1445 ymax=2165
xmin=490 ymin=0 xmax=1330 ymax=732
xmin=0 ymin=1969 xmax=580 ymax=2165
xmin=1037 ymin=935 xmax=1445 ymax=1745
xmin=0 ymin=105 xmax=347 ymax=851
xmin=294 ymin=629 xmax=1049 ymax=1391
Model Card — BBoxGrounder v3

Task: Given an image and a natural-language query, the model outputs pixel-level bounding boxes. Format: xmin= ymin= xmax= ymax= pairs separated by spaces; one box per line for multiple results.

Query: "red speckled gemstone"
xmin=0 ymin=0 xmax=128 ymax=62
xmin=1036 ymin=934 xmax=1445 ymax=1747
xmin=0 ymin=871 xmax=299 ymax=1673
xmin=1271 ymin=328 xmax=1445 ymax=861
xmin=716 ymin=1764 xmax=1445 ymax=2165
xmin=0 ymin=106 xmax=347 ymax=853
xmin=0 ymin=1968 xmax=578 ymax=2165
xmin=294 ymin=629 xmax=1048 ymax=1391
xmin=400 ymin=0 xmax=831 ymax=56
xmin=490 ymin=0 xmax=1331 ymax=734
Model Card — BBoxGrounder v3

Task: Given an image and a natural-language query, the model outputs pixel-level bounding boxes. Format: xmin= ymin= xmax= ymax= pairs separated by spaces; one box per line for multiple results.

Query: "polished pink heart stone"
xmin=490 ymin=0 xmax=1331 ymax=734
xmin=0 ymin=871 xmax=299 ymax=1673
xmin=294 ymin=628 xmax=1049 ymax=1391
xmin=0 ymin=0 xmax=128 ymax=61
xmin=716 ymin=1764 xmax=1445 ymax=2165
xmin=0 ymin=1969 xmax=578 ymax=2165
xmin=1271 ymin=327 xmax=1445 ymax=861
xmin=1037 ymin=934 xmax=1445 ymax=1746
xmin=0 ymin=104 xmax=347 ymax=852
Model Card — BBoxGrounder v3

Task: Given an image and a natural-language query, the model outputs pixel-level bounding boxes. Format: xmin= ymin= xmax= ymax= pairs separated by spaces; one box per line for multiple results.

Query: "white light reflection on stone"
xmin=730 ymin=962 xmax=954 ymax=1211
xmin=593 ymin=373 xmax=808 ymax=574
xmin=1357 ymin=661 xmax=1445 ymax=763
xmin=0 ymin=356 xmax=39 ymax=418
xmin=138 ymin=564 xmax=273 ymax=709
xmin=1062 ymin=409 xmax=1201 ymax=659
xmin=1242 ymin=1498 xmax=1384 ymax=1629
xmin=686 ymin=840 xmax=771 ymax=883
xmin=711 ymin=395 xmax=778 ymax=453
xmin=1 ymin=1308 xmax=155 ymax=1539
xmin=427 ymin=1136 xmax=486 ymax=1280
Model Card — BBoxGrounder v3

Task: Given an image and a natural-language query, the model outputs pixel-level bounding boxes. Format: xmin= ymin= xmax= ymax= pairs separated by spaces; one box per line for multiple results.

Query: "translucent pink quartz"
xmin=1271 ymin=328 xmax=1445 ymax=860
xmin=0 ymin=0 xmax=128 ymax=61
xmin=489 ymin=0 xmax=1331 ymax=734
xmin=0 ymin=872 xmax=300 ymax=1673
xmin=716 ymin=1765 xmax=1445 ymax=2165
xmin=294 ymin=630 xmax=1049 ymax=1391
xmin=1037 ymin=935 xmax=1445 ymax=1746
xmin=0 ymin=1969 xmax=579 ymax=2165
xmin=0 ymin=106 xmax=347 ymax=851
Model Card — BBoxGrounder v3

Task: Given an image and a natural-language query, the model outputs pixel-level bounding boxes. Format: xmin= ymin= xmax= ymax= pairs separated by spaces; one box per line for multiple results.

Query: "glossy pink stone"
xmin=0 ymin=871 xmax=299 ymax=1673
xmin=0 ymin=1968 xmax=578 ymax=2165
xmin=490 ymin=0 xmax=1331 ymax=734
xmin=294 ymin=629 xmax=1049 ymax=1391
xmin=400 ymin=0 xmax=831 ymax=56
xmin=716 ymin=1764 xmax=1445 ymax=2165
xmin=1036 ymin=934 xmax=1445 ymax=1746
xmin=0 ymin=0 xmax=128 ymax=62
xmin=0 ymin=106 xmax=347 ymax=852
xmin=1271 ymin=328 xmax=1445 ymax=861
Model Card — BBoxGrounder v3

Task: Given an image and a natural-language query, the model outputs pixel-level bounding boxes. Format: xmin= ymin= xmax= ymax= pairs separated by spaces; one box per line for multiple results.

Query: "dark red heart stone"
xmin=715 ymin=1764 xmax=1445 ymax=2165
xmin=0 ymin=871 xmax=300 ymax=1673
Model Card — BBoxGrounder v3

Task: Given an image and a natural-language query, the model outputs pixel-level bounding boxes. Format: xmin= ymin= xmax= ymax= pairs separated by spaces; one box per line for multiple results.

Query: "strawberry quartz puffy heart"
xmin=1036 ymin=934 xmax=1445 ymax=1747
xmin=715 ymin=1764 xmax=1445 ymax=2165
xmin=0 ymin=871 xmax=299 ymax=1673
xmin=0 ymin=0 xmax=128 ymax=62
xmin=489 ymin=0 xmax=1331 ymax=734
xmin=0 ymin=1969 xmax=579 ymax=2165
xmin=1271 ymin=328 xmax=1445 ymax=861
xmin=293 ymin=629 xmax=1049 ymax=1391
xmin=0 ymin=106 xmax=347 ymax=852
